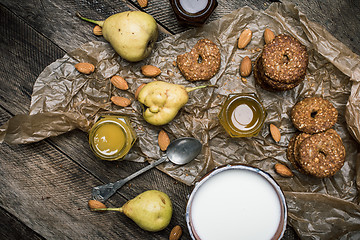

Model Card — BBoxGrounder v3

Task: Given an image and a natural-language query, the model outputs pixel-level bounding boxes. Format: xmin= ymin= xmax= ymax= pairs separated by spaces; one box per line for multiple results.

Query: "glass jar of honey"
xmin=169 ymin=0 xmax=218 ymax=26
xmin=89 ymin=115 xmax=137 ymax=161
xmin=218 ymin=93 xmax=267 ymax=137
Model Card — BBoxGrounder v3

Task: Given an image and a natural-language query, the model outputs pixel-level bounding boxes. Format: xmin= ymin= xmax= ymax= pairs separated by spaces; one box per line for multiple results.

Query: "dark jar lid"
xmin=169 ymin=0 xmax=218 ymax=26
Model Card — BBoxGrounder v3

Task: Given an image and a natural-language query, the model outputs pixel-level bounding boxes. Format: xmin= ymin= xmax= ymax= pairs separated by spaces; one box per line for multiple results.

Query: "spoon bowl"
xmin=167 ymin=137 xmax=202 ymax=165
xmin=92 ymin=137 xmax=202 ymax=202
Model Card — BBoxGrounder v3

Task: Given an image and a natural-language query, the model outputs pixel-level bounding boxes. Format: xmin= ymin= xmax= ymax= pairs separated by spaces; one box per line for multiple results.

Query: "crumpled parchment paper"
xmin=1 ymin=1 xmax=360 ymax=239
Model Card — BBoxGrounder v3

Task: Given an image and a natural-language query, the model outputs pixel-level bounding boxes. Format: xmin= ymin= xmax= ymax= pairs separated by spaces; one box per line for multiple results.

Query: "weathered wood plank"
xmin=0 ymin=206 xmax=44 ymax=240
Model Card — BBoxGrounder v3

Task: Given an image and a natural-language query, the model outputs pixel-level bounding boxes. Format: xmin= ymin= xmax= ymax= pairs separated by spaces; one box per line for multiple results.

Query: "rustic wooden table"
xmin=1 ymin=0 xmax=359 ymax=239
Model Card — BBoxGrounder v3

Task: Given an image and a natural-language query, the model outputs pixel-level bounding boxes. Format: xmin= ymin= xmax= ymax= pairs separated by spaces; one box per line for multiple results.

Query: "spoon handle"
xmin=91 ymin=156 xmax=168 ymax=202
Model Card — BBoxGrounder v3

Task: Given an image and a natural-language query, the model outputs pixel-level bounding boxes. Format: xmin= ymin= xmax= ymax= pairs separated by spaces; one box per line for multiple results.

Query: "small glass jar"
xmin=218 ymin=93 xmax=267 ymax=137
xmin=89 ymin=115 xmax=137 ymax=161
xmin=169 ymin=0 xmax=218 ymax=26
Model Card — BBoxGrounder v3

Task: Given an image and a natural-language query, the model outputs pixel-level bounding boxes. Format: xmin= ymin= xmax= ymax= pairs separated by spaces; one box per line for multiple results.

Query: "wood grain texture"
xmin=1 ymin=0 xmax=360 ymax=239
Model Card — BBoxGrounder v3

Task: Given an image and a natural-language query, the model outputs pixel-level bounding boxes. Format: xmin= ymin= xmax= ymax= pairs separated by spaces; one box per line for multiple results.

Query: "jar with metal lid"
xmin=88 ymin=115 xmax=137 ymax=161
xmin=218 ymin=93 xmax=267 ymax=137
xmin=169 ymin=0 xmax=218 ymax=26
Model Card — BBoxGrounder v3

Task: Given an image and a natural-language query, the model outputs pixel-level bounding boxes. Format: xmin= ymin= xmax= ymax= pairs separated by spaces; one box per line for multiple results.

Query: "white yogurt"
xmin=188 ymin=167 xmax=284 ymax=240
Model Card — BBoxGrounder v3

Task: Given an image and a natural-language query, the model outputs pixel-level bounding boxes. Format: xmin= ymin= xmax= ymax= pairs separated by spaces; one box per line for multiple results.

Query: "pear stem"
xmin=91 ymin=207 xmax=124 ymax=212
xmin=76 ymin=12 xmax=105 ymax=27
xmin=185 ymin=85 xmax=218 ymax=93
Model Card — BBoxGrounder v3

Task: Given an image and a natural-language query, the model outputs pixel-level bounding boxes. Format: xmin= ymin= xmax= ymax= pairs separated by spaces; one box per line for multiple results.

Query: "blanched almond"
xmin=237 ymin=29 xmax=252 ymax=49
xmin=275 ymin=163 xmax=294 ymax=177
xmin=158 ymin=130 xmax=170 ymax=151
xmin=111 ymin=96 xmax=132 ymax=107
xmin=141 ymin=65 xmax=161 ymax=77
xmin=75 ymin=62 xmax=95 ymax=74
xmin=270 ymin=124 xmax=281 ymax=142
xmin=111 ymin=75 xmax=129 ymax=90
xmin=240 ymin=56 xmax=252 ymax=77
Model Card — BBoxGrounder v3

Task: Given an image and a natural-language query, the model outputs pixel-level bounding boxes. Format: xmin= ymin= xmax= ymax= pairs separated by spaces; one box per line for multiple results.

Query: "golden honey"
xmin=218 ymin=93 xmax=267 ymax=137
xmin=89 ymin=116 xmax=137 ymax=161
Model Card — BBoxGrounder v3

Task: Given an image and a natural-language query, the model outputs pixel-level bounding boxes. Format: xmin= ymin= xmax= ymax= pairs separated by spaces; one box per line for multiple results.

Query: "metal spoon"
xmin=91 ymin=137 xmax=202 ymax=202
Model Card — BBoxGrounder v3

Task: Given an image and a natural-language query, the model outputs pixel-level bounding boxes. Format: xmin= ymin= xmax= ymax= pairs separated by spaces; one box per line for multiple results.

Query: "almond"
xmin=169 ymin=225 xmax=182 ymax=240
xmin=93 ymin=25 xmax=102 ymax=36
xmin=158 ymin=130 xmax=170 ymax=151
xmin=141 ymin=65 xmax=161 ymax=77
xmin=270 ymin=124 xmax=281 ymax=142
xmin=237 ymin=29 xmax=252 ymax=49
xmin=88 ymin=200 xmax=106 ymax=211
xmin=240 ymin=56 xmax=252 ymax=77
xmin=137 ymin=0 xmax=148 ymax=8
xmin=275 ymin=163 xmax=294 ymax=177
xmin=135 ymin=83 xmax=147 ymax=99
xmin=264 ymin=28 xmax=275 ymax=44
xmin=75 ymin=62 xmax=95 ymax=74
xmin=111 ymin=75 xmax=129 ymax=90
xmin=111 ymin=96 xmax=132 ymax=107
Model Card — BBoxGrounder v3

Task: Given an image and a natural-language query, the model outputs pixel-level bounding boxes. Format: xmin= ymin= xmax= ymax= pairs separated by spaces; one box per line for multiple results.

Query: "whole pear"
xmin=137 ymin=81 xmax=216 ymax=125
xmin=91 ymin=190 xmax=172 ymax=232
xmin=77 ymin=11 xmax=158 ymax=62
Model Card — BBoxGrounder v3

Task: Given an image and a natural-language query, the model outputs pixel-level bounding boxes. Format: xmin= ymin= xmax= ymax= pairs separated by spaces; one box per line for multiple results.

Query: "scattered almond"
xmin=75 ymin=62 xmax=95 ymax=74
xmin=158 ymin=130 xmax=170 ymax=151
xmin=111 ymin=96 xmax=132 ymax=107
xmin=275 ymin=163 xmax=294 ymax=177
xmin=111 ymin=75 xmax=129 ymax=90
xmin=169 ymin=225 xmax=182 ymax=240
xmin=141 ymin=65 xmax=161 ymax=77
xmin=264 ymin=28 xmax=275 ymax=44
xmin=241 ymin=77 xmax=247 ymax=83
xmin=237 ymin=29 xmax=252 ymax=49
xmin=270 ymin=124 xmax=281 ymax=142
xmin=137 ymin=0 xmax=148 ymax=8
xmin=135 ymin=83 xmax=147 ymax=99
xmin=240 ymin=56 xmax=252 ymax=77
xmin=93 ymin=25 xmax=102 ymax=36
xmin=88 ymin=200 xmax=106 ymax=211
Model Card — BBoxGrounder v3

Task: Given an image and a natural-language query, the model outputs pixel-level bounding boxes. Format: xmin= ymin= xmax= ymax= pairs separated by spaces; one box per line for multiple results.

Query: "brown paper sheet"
xmin=1 ymin=1 xmax=360 ymax=238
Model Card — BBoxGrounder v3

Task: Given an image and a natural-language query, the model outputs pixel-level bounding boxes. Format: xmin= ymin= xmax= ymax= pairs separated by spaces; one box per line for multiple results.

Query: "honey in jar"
xmin=169 ymin=0 xmax=218 ymax=26
xmin=89 ymin=115 xmax=137 ymax=161
xmin=218 ymin=93 xmax=267 ymax=137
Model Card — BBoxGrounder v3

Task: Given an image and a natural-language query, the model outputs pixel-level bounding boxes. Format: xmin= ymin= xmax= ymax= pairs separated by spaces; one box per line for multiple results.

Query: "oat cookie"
xmin=293 ymin=132 xmax=311 ymax=174
xmin=176 ymin=39 xmax=221 ymax=81
xmin=291 ymin=96 xmax=338 ymax=134
xmin=262 ymin=34 xmax=308 ymax=84
xmin=298 ymin=129 xmax=345 ymax=178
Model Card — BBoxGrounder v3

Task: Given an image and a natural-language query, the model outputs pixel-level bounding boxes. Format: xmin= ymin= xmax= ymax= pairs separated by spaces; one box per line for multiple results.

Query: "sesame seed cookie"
xmin=176 ymin=39 xmax=221 ymax=81
xmin=262 ymin=34 xmax=308 ymax=84
xmin=291 ymin=96 xmax=338 ymax=134
xmin=298 ymin=129 xmax=345 ymax=178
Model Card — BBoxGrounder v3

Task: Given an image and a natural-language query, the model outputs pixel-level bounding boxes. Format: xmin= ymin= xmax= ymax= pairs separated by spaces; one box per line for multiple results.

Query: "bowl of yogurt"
xmin=186 ymin=164 xmax=287 ymax=240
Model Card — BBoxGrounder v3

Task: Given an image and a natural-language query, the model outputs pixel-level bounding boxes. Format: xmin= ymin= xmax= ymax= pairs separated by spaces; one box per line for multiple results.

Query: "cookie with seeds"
xmin=293 ymin=132 xmax=311 ymax=174
xmin=177 ymin=39 xmax=221 ymax=81
xmin=298 ymin=129 xmax=345 ymax=178
xmin=262 ymin=34 xmax=308 ymax=84
xmin=291 ymin=96 xmax=338 ymax=134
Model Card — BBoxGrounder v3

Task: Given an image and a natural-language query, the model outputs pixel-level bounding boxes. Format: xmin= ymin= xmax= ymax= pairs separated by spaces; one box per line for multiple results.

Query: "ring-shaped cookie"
xmin=298 ymin=129 xmax=345 ymax=178
xmin=291 ymin=97 xmax=338 ymax=134
xmin=262 ymin=34 xmax=308 ymax=84
xmin=176 ymin=39 xmax=221 ymax=81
